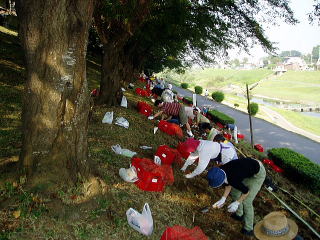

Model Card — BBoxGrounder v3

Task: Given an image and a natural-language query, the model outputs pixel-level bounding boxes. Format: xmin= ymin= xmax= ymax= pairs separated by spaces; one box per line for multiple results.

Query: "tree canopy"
xmin=89 ymin=0 xmax=297 ymax=105
xmin=122 ymin=0 xmax=297 ymax=74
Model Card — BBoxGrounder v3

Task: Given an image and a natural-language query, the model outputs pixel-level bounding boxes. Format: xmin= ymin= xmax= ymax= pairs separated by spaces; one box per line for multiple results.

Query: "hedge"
xmin=268 ymin=148 xmax=320 ymax=194
xmin=182 ymin=96 xmax=193 ymax=105
xmin=180 ymin=83 xmax=189 ymax=89
xmin=194 ymin=86 xmax=203 ymax=94
xmin=211 ymin=91 xmax=224 ymax=102
xmin=207 ymin=109 xmax=235 ymax=125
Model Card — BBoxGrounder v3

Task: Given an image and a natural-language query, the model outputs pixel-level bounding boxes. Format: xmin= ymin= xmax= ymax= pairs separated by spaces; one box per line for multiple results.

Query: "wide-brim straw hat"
xmin=254 ymin=211 xmax=298 ymax=240
xmin=119 ymin=166 xmax=138 ymax=183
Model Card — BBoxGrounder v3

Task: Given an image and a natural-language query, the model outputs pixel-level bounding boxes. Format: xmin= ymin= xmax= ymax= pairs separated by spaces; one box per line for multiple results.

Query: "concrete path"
xmin=174 ymin=86 xmax=320 ymax=165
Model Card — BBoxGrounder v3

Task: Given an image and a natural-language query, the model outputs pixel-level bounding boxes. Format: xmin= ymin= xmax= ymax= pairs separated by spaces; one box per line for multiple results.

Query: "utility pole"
xmin=246 ymin=83 xmax=254 ymax=148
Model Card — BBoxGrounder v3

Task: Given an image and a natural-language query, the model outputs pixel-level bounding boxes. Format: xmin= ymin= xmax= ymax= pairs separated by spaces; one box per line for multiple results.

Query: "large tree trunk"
xmin=96 ymin=44 xmax=124 ymax=106
xmin=93 ymin=0 xmax=151 ymax=106
xmin=16 ymin=0 xmax=95 ymax=190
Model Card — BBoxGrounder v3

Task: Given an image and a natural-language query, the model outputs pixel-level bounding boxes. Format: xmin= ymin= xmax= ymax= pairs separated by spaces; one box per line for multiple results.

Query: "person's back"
xmin=219 ymin=142 xmax=238 ymax=164
xmin=184 ymin=106 xmax=195 ymax=120
xmin=161 ymin=89 xmax=174 ymax=103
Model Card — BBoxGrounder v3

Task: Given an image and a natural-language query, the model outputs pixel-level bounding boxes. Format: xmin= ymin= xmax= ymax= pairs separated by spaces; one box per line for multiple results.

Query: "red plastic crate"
xmin=158 ymin=120 xmax=176 ymax=135
xmin=155 ymin=145 xmax=176 ymax=165
xmin=254 ymin=144 xmax=264 ymax=152
xmin=137 ymin=101 xmax=152 ymax=117
xmin=161 ymin=226 xmax=208 ymax=240
xmin=132 ymin=158 xmax=165 ymax=192
xmin=237 ymin=133 xmax=245 ymax=139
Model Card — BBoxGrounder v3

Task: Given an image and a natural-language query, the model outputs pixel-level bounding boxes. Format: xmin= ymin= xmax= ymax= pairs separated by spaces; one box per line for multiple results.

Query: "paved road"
xmin=174 ymin=86 xmax=320 ymax=165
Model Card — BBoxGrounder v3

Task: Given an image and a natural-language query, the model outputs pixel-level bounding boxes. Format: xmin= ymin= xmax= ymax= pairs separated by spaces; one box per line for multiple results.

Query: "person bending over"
xmin=149 ymin=100 xmax=194 ymax=137
xmin=193 ymin=107 xmax=210 ymax=126
xmin=199 ymin=122 xmax=220 ymax=141
xmin=180 ymin=139 xmax=237 ymax=178
xmin=207 ymin=158 xmax=266 ymax=236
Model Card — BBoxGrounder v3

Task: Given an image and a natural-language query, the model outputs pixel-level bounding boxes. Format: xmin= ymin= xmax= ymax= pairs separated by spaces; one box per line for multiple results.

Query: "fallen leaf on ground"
xmin=13 ymin=210 xmax=21 ymax=218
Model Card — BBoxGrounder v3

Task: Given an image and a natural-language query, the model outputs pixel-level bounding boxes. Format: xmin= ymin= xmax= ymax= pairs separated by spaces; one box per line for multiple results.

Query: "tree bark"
xmin=16 ymin=0 xmax=95 ymax=190
xmin=96 ymin=43 xmax=124 ymax=106
xmin=93 ymin=0 xmax=151 ymax=106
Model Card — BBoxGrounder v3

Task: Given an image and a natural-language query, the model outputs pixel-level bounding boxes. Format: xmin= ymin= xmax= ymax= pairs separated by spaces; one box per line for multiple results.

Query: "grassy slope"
xmin=1 ymin=27 xmax=320 ymax=240
xmin=271 ymin=107 xmax=320 ymax=135
xmin=223 ymin=93 xmax=320 ymax=136
xmin=159 ymin=68 xmax=272 ymax=90
xmin=161 ymin=68 xmax=320 ymax=136
xmin=252 ymin=71 xmax=320 ymax=104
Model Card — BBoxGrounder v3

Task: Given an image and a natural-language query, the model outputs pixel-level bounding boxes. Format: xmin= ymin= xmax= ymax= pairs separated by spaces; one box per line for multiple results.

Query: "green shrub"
xmin=234 ymin=103 xmax=239 ymax=108
xmin=194 ymin=86 xmax=203 ymax=94
xmin=248 ymin=102 xmax=259 ymax=116
xmin=207 ymin=109 xmax=235 ymax=125
xmin=212 ymin=91 xmax=224 ymax=102
xmin=268 ymin=148 xmax=320 ymax=194
xmin=183 ymin=96 xmax=193 ymax=105
xmin=172 ymin=90 xmax=177 ymax=94
xmin=180 ymin=83 xmax=189 ymax=89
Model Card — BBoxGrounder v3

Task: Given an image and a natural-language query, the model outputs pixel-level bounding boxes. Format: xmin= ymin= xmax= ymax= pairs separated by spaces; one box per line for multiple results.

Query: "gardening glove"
xmin=148 ymin=116 xmax=154 ymax=120
xmin=227 ymin=201 xmax=240 ymax=213
xmin=212 ymin=197 xmax=226 ymax=209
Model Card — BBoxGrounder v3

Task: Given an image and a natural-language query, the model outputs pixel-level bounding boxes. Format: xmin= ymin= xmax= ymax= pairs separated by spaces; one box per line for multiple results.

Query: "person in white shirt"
xmin=180 ymin=139 xmax=237 ymax=178
xmin=226 ymin=123 xmax=238 ymax=144
xmin=213 ymin=134 xmax=238 ymax=165
xmin=161 ymin=84 xmax=175 ymax=103
xmin=204 ymin=89 xmax=209 ymax=97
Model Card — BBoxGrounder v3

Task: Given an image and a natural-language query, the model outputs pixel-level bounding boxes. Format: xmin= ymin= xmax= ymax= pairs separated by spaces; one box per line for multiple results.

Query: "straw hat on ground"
xmin=254 ymin=211 xmax=298 ymax=240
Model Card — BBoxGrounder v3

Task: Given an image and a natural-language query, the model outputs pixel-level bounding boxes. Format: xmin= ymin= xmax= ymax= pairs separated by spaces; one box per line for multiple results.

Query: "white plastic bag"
xmin=126 ymin=203 xmax=153 ymax=236
xmin=154 ymin=156 xmax=161 ymax=165
xmin=111 ymin=144 xmax=123 ymax=155
xmin=121 ymin=149 xmax=137 ymax=158
xmin=102 ymin=111 xmax=113 ymax=124
xmin=121 ymin=96 xmax=128 ymax=108
xmin=115 ymin=117 xmax=129 ymax=128
xmin=111 ymin=144 xmax=137 ymax=158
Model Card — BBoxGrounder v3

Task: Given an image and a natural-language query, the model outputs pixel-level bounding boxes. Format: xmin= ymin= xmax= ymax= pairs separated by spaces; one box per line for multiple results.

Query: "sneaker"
xmin=241 ymin=228 xmax=253 ymax=236
xmin=231 ymin=213 xmax=243 ymax=222
xmin=186 ymin=130 xmax=194 ymax=137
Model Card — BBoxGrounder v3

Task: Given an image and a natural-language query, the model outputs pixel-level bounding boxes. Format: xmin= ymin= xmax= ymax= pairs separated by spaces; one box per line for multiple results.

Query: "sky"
xmin=229 ymin=0 xmax=320 ymax=61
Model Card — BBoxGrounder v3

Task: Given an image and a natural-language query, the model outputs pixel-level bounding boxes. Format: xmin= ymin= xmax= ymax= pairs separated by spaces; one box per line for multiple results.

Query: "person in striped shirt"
xmin=149 ymin=100 xmax=194 ymax=137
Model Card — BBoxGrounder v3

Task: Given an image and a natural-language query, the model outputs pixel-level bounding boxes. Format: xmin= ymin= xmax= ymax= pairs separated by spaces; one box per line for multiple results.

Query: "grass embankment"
xmin=161 ymin=67 xmax=320 ymax=137
xmin=223 ymin=94 xmax=320 ymax=136
xmin=271 ymin=107 xmax=320 ymax=136
xmin=252 ymin=71 xmax=320 ymax=104
xmin=159 ymin=68 xmax=272 ymax=90
xmin=1 ymin=26 xmax=320 ymax=239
